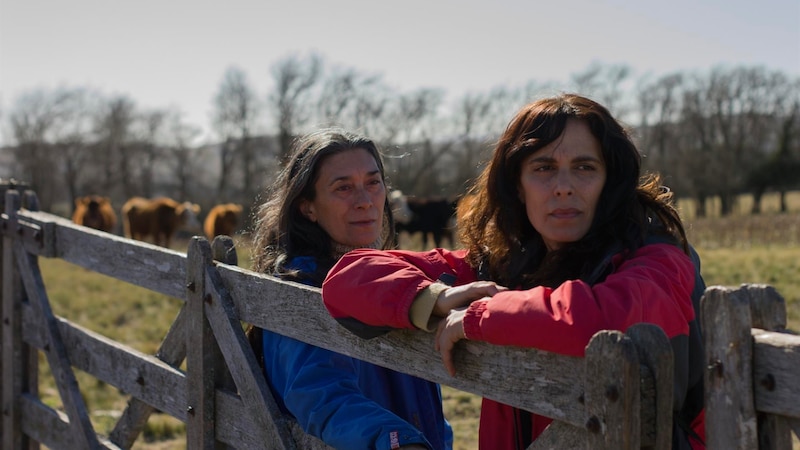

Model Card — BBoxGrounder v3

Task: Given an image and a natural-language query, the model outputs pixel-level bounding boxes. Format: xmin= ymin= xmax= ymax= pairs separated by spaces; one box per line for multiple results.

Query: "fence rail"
xmin=1 ymin=183 xmax=798 ymax=449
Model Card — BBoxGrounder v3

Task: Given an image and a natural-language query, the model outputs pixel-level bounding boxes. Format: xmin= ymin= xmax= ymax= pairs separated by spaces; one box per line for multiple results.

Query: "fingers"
xmin=440 ymin=336 xmax=456 ymax=376
xmin=435 ymin=280 xmax=507 ymax=315
xmin=435 ymin=308 xmax=467 ymax=376
xmin=436 ymin=320 xmax=456 ymax=376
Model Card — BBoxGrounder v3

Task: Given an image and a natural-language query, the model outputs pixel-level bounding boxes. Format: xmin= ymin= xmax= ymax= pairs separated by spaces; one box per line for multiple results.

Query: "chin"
xmin=348 ymin=236 xmax=380 ymax=248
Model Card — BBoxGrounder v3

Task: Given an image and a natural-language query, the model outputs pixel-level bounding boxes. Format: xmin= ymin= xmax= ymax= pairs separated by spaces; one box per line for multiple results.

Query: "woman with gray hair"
xmin=248 ymin=127 xmax=453 ymax=450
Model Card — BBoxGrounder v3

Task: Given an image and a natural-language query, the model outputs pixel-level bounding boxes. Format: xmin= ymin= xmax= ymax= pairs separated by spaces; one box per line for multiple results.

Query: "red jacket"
xmin=322 ymin=243 xmax=704 ymax=449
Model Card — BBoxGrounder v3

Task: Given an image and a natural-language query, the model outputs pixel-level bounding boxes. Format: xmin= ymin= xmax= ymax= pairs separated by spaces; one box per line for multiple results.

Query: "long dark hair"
xmin=250 ymin=127 xmax=396 ymax=284
xmin=459 ymin=93 xmax=688 ymax=288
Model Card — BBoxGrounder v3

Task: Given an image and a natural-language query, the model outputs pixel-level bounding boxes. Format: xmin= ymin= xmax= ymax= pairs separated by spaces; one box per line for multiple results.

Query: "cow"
xmin=121 ymin=196 xmax=202 ymax=248
xmin=391 ymin=191 xmax=459 ymax=249
xmin=204 ymin=203 xmax=243 ymax=240
xmin=72 ymin=195 xmax=117 ymax=233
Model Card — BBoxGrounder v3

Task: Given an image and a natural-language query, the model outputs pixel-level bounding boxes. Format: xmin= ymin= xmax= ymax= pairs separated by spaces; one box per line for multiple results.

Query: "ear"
xmin=299 ymin=200 xmax=316 ymax=222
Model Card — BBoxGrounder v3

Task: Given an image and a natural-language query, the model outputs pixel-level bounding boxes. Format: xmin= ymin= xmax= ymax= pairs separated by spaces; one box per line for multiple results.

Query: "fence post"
xmin=702 ymin=286 xmax=758 ymax=450
xmin=742 ymin=284 xmax=792 ymax=450
xmin=2 ymin=185 xmax=42 ymax=450
xmin=626 ymin=323 xmax=674 ymax=450
xmin=2 ymin=188 xmax=25 ymax=449
xmin=186 ymin=237 xmax=225 ymax=449
xmin=584 ymin=330 xmax=640 ymax=449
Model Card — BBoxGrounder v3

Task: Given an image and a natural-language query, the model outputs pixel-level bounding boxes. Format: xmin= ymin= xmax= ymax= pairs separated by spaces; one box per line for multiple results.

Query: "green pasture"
xmin=24 ymin=191 xmax=800 ymax=448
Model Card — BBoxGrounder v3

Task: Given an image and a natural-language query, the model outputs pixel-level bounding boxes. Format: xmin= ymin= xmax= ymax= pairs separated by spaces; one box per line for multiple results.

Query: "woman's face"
xmin=300 ymin=148 xmax=386 ymax=247
xmin=518 ymin=118 xmax=606 ymax=251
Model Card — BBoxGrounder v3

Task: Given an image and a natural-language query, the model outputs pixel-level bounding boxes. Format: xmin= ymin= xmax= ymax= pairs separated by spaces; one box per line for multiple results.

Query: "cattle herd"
xmin=70 ymin=195 xmax=242 ymax=249
xmin=70 ymin=191 xmax=469 ymax=251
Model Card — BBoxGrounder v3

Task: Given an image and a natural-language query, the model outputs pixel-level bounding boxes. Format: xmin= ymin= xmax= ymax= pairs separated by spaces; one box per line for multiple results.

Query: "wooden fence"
xmin=1 ymin=183 xmax=798 ymax=449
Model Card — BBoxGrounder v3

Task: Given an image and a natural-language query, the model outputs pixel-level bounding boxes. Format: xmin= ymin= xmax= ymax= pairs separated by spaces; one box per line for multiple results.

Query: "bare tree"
xmin=571 ymin=62 xmax=634 ymax=120
xmin=135 ymin=109 xmax=168 ymax=198
xmin=448 ymin=90 xmax=497 ymax=191
xmin=93 ymin=95 xmax=137 ymax=198
xmin=268 ymin=53 xmax=322 ymax=164
xmin=51 ymin=87 xmax=102 ymax=209
xmin=636 ymin=73 xmax=686 ymax=191
xmin=212 ymin=66 xmax=262 ymax=202
xmin=381 ymin=88 xmax=448 ymax=195
xmin=164 ymin=111 xmax=202 ymax=201
xmin=315 ymin=66 xmax=391 ymax=139
xmin=7 ymin=88 xmax=74 ymax=210
xmin=746 ymin=74 xmax=800 ymax=213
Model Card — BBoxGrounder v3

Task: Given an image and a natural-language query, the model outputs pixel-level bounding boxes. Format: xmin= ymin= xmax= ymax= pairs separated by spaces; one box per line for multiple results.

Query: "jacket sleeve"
xmin=322 ymin=248 xmax=475 ymax=336
xmin=462 ymin=243 xmax=697 ymax=356
xmin=263 ymin=331 xmax=433 ymax=450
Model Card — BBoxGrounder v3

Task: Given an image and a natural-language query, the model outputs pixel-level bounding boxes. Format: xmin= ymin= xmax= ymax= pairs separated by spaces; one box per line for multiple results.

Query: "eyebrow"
xmin=327 ymin=169 xmax=382 ymax=186
xmin=527 ymin=155 xmax=603 ymax=164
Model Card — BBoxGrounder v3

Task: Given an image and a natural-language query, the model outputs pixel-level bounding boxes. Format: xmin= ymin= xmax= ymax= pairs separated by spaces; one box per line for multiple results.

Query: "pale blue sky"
xmin=1 ymin=0 xmax=798 ymax=144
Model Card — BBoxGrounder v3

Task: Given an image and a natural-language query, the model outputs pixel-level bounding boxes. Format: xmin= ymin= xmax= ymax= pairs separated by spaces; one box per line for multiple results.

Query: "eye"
xmin=533 ymin=164 xmax=555 ymax=172
xmin=335 ymin=184 xmax=352 ymax=192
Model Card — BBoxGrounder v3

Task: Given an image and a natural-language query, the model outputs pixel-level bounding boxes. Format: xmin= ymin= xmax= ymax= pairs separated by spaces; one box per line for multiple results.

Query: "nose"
xmin=353 ymin=186 xmax=373 ymax=209
xmin=554 ymin=169 xmax=574 ymax=197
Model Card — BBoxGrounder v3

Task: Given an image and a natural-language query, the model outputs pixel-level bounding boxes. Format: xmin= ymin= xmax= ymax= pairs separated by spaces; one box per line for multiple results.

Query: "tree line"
xmin=2 ymin=53 xmax=798 ymax=221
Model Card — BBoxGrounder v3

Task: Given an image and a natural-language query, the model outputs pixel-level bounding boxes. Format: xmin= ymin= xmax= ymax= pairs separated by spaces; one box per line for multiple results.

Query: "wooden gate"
xmin=5 ymin=181 xmax=794 ymax=449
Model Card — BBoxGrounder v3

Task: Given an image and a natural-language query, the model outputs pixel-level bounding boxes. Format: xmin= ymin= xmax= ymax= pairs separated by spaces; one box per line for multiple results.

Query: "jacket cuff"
xmin=409 ymin=282 xmax=449 ymax=332
xmin=463 ymin=300 xmax=488 ymax=340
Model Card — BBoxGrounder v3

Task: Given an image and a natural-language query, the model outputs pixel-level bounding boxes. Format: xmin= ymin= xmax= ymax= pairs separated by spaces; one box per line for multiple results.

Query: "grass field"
xmin=28 ymin=191 xmax=800 ymax=449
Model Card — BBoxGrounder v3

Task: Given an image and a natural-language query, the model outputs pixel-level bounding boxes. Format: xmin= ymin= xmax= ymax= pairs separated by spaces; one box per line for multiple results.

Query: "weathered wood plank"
xmin=202 ymin=260 xmax=298 ymax=449
xmin=743 ymin=284 xmax=788 ymax=332
xmin=20 ymin=393 xmax=121 ymax=450
xmin=743 ymin=284 xmax=794 ymax=450
xmin=626 ymin=323 xmax=673 ymax=450
xmin=208 ymin=234 xmax=332 ymax=450
xmin=185 ymin=238 xmax=219 ymax=448
xmin=752 ymin=329 xmax=800 ymax=418
xmin=527 ymin=420 xmax=585 ymax=449
xmin=3 ymin=189 xmax=27 ymax=449
xmin=210 ymin=235 xmax=238 ymax=266
xmin=217 ymin=262 xmax=590 ymax=428
xmin=214 ymin=390 xmax=331 ymax=449
xmin=585 ymin=330 xmax=640 ymax=450
xmin=757 ymin=414 xmax=793 ymax=450
xmin=109 ymin=305 xmax=188 ymax=448
xmin=14 ymin=238 xmax=100 ymax=448
xmin=21 ymin=302 xmax=187 ymax=419
xmin=18 ymin=210 xmax=187 ymax=299
xmin=703 ymin=286 xmax=758 ymax=450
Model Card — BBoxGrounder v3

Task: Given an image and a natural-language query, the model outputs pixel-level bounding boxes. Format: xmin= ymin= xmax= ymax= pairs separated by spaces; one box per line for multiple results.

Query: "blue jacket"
xmin=262 ymin=256 xmax=453 ymax=450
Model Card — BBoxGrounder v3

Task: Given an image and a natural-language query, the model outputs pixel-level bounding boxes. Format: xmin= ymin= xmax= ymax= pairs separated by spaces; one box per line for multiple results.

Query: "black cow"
xmin=392 ymin=192 xmax=458 ymax=249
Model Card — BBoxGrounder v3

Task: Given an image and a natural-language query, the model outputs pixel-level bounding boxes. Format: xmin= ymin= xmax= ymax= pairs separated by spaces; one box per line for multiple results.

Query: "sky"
xmin=1 ymin=0 xmax=798 ymax=145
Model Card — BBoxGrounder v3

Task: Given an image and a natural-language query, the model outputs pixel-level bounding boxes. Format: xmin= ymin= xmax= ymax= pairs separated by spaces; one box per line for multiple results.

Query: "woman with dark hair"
xmin=322 ymin=95 xmax=706 ymax=449
xmin=249 ymin=127 xmax=452 ymax=450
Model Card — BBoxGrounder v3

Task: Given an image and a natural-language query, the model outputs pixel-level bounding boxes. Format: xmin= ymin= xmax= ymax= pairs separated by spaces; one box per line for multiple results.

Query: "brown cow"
xmin=121 ymin=196 xmax=202 ymax=248
xmin=204 ymin=203 xmax=243 ymax=239
xmin=72 ymin=195 xmax=117 ymax=233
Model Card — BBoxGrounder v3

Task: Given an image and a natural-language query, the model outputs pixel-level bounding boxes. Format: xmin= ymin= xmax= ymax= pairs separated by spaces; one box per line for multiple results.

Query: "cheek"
xmin=520 ymin=180 xmax=547 ymax=206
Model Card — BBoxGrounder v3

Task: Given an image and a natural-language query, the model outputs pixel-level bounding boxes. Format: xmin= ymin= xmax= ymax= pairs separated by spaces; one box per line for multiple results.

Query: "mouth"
xmin=351 ymin=219 xmax=377 ymax=226
xmin=550 ymin=209 xmax=581 ymax=219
